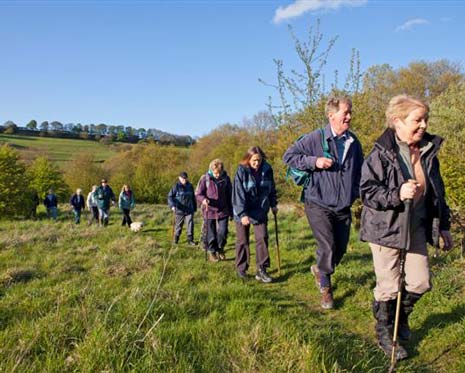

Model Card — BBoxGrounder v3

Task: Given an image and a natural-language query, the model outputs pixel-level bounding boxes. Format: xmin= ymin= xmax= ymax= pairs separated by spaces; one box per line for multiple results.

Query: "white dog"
xmin=130 ymin=222 xmax=144 ymax=232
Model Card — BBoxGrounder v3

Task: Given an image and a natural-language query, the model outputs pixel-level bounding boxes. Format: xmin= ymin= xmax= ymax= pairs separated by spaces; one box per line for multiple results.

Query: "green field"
xmin=0 ymin=134 xmax=117 ymax=166
xmin=0 ymin=205 xmax=464 ymax=372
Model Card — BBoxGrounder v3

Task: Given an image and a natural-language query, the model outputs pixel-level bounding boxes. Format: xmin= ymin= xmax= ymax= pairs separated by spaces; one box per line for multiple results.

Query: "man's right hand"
xmin=315 ymin=157 xmax=334 ymax=169
xmin=171 ymin=207 xmax=176 ymax=212
xmin=241 ymin=216 xmax=250 ymax=226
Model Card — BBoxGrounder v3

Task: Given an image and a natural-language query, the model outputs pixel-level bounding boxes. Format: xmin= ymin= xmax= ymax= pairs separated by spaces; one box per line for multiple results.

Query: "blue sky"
xmin=1 ymin=0 xmax=464 ymax=137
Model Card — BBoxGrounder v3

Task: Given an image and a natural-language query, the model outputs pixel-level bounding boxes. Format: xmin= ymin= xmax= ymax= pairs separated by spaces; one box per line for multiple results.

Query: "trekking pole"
xmin=390 ymin=199 xmax=412 ymax=372
xmin=273 ymin=211 xmax=281 ymax=276
xmin=171 ymin=209 xmax=176 ymax=247
xmin=204 ymin=203 xmax=209 ymax=261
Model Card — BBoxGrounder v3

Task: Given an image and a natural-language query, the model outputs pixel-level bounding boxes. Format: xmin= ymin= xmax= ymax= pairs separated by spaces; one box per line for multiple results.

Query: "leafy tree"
xmin=64 ymin=153 xmax=102 ymax=195
xmin=27 ymin=156 xmax=68 ymax=201
xmin=0 ymin=145 xmax=30 ymax=217
xmin=50 ymin=121 xmax=63 ymax=132
xmin=26 ymin=120 xmax=38 ymax=130
xmin=40 ymin=121 xmax=49 ymax=132
xmin=3 ymin=121 xmax=17 ymax=134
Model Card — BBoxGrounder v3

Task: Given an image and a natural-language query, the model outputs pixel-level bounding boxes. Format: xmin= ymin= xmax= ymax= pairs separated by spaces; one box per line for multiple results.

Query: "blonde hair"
xmin=121 ymin=184 xmax=131 ymax=192
xmin=325 ymin=97 xmax=352 ymax=116
xmin=385 ymin=95 xmax=429 ymax=128
xmin=209 ymin=159 xmax=224 ymax=173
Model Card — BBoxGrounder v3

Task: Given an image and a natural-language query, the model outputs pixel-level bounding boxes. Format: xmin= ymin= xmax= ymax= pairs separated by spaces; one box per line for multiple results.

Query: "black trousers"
xmin=235 ymin=221 xmax=270 ymax=273
xmin=304 ymin=201 xmax=351 ymax=276
xmin=122 ymin=208 xmax=132 ymax=226
xmin=203 ymin=217 xmax=229 ymax=253
xmin=175 ymin=213 xmax=194 ymax=241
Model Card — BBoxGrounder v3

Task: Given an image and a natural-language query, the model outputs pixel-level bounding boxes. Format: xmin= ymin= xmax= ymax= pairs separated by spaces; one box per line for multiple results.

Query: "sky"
xmin=1 ymin=0 xmax=464 ymax=137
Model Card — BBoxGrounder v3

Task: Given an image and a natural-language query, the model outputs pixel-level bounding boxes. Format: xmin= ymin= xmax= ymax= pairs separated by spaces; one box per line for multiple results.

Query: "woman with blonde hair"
xmin=360 ymin=95 xmax=453 ymax=360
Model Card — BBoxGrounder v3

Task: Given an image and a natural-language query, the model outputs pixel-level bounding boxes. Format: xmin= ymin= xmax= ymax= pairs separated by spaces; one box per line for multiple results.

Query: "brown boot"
xmin=208 ymin=252 xmax=219 ymax=263
xmin=320 ymin=287 xmax=334 ymax=309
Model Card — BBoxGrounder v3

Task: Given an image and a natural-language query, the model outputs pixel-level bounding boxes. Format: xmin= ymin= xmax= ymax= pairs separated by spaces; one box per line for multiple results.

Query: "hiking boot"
xmin=373 ymin=300 xmax=408 ymax=361
xmin=255 ymin=268 xmax=272 ymax=283
xmin=311 ymin=265 xmax=321 ymax=288
xmin=173 ymin=236 xmax=179 ymax=245
xmin=208 ymin=252 xmax=219 ymax=263
xmin=398 ymin=291 xmax=422 ymax=341
xmin=320 ymin=287 xmax=334 ymax=309
xmin=187 ymin=240 xmax=197 ymax=246
xmin=218 ymin=252 xmax=226 ymax=261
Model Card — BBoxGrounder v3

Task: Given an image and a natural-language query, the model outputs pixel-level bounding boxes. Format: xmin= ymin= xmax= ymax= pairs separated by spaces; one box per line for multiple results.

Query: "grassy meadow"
xmin=0 ymin=204 xmax=464 ymax=372
xmin=0 ymin=134 xmax=116 ymax=166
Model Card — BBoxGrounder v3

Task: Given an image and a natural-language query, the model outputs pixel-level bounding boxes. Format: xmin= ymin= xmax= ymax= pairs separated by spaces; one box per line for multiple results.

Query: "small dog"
xmin=130 ymin=221 xmax=144 ymax=232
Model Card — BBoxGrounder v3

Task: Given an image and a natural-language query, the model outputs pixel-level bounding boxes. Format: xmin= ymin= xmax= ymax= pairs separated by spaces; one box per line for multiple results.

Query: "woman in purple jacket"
xmin=195 ymin=159 xmax=233 ymax=262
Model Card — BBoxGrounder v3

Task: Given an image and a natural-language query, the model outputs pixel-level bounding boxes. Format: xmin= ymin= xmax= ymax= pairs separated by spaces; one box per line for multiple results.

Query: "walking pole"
xmin=171 ymin=208 xmax=176 ymax=247
xmin=273 ymin=211 xmax=281 ymax=276
xmin=204 ymin=204 xmax=209 ymax=261
xmin=390 ymin=199 xmax=412 ymax=372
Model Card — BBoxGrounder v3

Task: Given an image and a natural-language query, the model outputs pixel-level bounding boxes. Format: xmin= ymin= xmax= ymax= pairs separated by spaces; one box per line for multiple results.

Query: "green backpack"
xmin=286 ymin=128 xmax=331 ymax=187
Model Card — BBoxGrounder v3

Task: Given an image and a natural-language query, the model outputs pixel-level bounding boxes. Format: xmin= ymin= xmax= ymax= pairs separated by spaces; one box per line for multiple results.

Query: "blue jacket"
xmin=283 ymin=124 xmax=364 ymax=211
xmin=168 ymin=181 xmax=197 ymax=215
xmin=43 ymin=194 xmax=58 ymax=208
xmin=70 ymin=194 xmax=85 ymax=210
xmin=95 ymin=185 xmax=116 ymax=209
xmin=119 ymin=190 xmax=135 ymax=210
xmin=232 ymin=161 xmax=277 ymax=224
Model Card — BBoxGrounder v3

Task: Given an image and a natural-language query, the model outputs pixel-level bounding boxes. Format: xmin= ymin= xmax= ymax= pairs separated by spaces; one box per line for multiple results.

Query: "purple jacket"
xmin=195 ymin=171 xmax=233 ymax=219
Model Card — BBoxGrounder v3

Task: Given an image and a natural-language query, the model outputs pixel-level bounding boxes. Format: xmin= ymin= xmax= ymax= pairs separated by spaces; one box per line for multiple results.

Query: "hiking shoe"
xmin=255 ymin=268 xmax=272 ymax=283
xmin=311 ymin=265 xmax=321 ymax=288
xmin=237 ymin=271 xmax=247 ymax=280
xmin=187 ymin=240 xmax=197 ymax=246
xmin=320 ymin=287 xmax=334 ymax=309
xmin=208 ymin=252 xmax=219 ymax=263
xmin=218 ymin=252 xmax=226 ymax=261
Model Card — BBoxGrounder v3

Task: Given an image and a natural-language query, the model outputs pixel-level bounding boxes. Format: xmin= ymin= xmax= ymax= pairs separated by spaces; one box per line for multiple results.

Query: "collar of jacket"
xmin=374 ymin=128 xmax=443 ymax=160
xmin=323 ymin=123 xmax=357 ymax=143
xmin=243 ymin=161 xmax=271 ymax=175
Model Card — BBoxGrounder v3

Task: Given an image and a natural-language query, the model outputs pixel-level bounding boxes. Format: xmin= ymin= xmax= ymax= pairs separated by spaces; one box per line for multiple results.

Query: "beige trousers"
xmin=370 ymin=228 xmax=431 ymax=301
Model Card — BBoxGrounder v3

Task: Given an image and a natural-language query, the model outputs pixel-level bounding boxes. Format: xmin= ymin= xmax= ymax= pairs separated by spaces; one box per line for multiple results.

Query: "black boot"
xmin=372 ymin=300 xmax=408 ymax=361
xmin=398 ymin=291 xmax=422 ymax=341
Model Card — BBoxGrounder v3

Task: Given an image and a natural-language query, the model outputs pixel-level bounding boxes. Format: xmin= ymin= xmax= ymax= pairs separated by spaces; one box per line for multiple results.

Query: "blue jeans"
xmin=73 ymin=209 xmax=82 ymax=224
xmin=47 ymin=206 xmax=58 ymax=221
xmin=98 ymin=207 xmax=110 ymax=226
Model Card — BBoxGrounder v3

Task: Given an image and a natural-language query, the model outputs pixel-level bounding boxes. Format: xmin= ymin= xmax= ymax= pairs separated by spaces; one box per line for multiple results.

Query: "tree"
xmin=40 ymin=121 xmax=49 ymax=132
xmin=26 ymin=120 xmax=37 ymax=131
xmin=27 ymin=156 xmax=68 ymax=201
xmin=50 ymin=121 xmax=63 ymax=132
xmin=0 ymin=145 xmax=29 ymax=217
xmin=3 ymin=121 xmax=17 ymax=134
xmin=64 ymin=153 xmax=102 ymax=195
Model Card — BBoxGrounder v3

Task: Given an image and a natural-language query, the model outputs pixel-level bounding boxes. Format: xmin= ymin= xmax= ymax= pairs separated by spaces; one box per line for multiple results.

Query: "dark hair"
xmin=239 ymin=146 xmax=267 ymax=166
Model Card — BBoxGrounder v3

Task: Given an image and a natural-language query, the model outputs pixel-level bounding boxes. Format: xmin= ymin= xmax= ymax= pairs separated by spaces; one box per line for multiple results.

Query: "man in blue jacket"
xmin=283 ymin=97 xmax=364 ymax=309
xmin=168 ymin=172 xmax=197 ymax=245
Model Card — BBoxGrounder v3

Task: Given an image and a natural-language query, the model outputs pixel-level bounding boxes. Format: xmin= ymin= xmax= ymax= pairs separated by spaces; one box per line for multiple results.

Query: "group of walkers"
xmin=168 ymin=94 xmax=454 ymax=362
xmin=41 ymin=179 xmax=136 ymax=227
xmin=34 ymin=93 xmax=453 ymax=362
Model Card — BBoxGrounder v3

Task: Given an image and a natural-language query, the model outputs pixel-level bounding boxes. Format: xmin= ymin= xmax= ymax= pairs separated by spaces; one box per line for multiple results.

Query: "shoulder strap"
xmin=320 ymin=128 xmax=331 ymax=158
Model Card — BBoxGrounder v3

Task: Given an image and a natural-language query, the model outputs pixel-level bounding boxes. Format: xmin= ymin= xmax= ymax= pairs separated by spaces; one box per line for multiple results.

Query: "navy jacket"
xmin=232 ymin=161 xmax=277 ymax=224
xmin=70 ymin=194 xmax=85 ymax=211
xmin=43 ymin=194 xmax=58 ymax=208
xmin=360 ymin=128 xmax=451 ymax=249
xmin=168 ymin=181 xmax=197 ymax=215
xmin=283 ymin=124 xmax=364 ymax=211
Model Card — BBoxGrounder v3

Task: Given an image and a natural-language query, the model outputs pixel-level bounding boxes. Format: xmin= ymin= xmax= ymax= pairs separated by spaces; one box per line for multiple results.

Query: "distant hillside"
xmin=0 ymin=133 xmax=117 ymax=167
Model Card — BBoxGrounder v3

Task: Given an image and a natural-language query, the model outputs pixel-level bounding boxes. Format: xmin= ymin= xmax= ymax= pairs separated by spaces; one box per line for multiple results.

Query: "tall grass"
xmin=0 ymin=205 xmax=464 ymax=372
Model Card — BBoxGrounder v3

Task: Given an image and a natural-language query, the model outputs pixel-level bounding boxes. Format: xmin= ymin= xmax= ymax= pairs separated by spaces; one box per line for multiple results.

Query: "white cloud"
xmin=273 ymin=0 xmax=367 ymax=24
xmin=395 ymin=18 xmax=429 ymax=32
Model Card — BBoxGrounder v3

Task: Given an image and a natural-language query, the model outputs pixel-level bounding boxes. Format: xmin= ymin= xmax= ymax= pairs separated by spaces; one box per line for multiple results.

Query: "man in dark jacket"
xmin=168 ymin=172 xmax=197 ymax=245
xmin=70 ymin=188 xmax=85 ymax=224
xmin=43 ymin=188 xmax=58 ymax=221
xmin=95 ymin=179 xmax=116 ymax=226
xmin=283 ymin=97 xmax=364 ymax=309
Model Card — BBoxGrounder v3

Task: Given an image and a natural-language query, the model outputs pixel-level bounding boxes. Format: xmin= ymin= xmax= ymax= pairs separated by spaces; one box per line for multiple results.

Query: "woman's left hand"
xmin=440 ymin=230 xmax=454 ymax=250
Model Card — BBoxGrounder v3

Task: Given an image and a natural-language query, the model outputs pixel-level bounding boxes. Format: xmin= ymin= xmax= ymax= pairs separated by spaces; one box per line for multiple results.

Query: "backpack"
xmin=195 ymin=173 xmax=211 ymax=208
xmin=286 ymin=128 xmax=331 ymax=187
